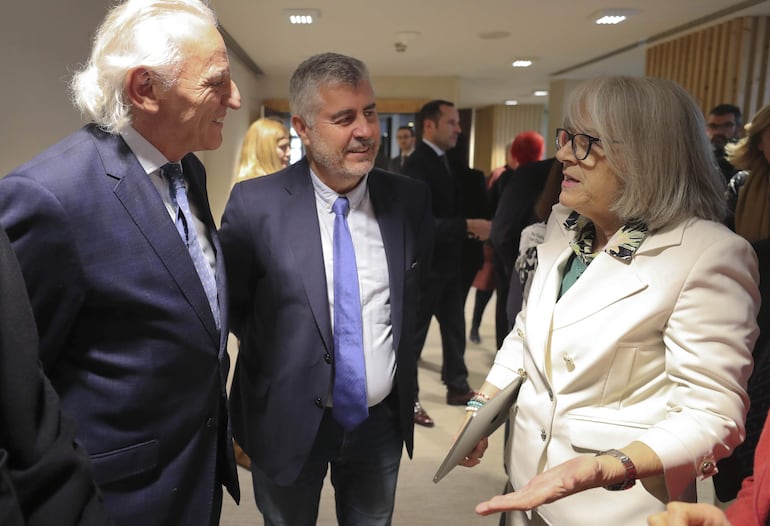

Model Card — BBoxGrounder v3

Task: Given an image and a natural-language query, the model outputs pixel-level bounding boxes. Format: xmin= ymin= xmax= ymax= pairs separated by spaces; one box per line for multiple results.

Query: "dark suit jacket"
xmin=387 ymin=153 xmax=410 ymax=174
xmin=0 ymin=226 xmax=111 ymax=526
xmin=220 ymin=159 xmax=433 ymax=485
xmin=458 ymin=166 xmax=489 ymax=286
xmin=403 ymin=141 xmax=466 ymax=278
xmin=0 ymin=125 xmax=238 ymax=526
xmin=490 ymin=158 xmax=556 ymax=281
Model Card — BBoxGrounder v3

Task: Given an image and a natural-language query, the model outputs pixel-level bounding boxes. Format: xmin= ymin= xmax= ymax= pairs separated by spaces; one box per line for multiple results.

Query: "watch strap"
xmin=596 ymin=448 xmax=637 ymax=491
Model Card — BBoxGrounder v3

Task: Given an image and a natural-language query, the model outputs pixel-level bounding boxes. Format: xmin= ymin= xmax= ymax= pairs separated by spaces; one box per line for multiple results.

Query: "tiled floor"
xmin=220 ymin=293 xmax=508 ymax=525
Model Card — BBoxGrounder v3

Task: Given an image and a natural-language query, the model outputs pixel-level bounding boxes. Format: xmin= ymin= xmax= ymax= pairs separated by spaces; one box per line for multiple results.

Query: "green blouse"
xmin=558 ymin=211 xmax=648 ymax=298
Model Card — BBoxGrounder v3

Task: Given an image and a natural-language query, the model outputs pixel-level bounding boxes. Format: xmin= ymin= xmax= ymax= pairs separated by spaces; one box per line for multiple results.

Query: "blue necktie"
xmin=331 ymin=197 xmax=368 ymax=430
xmin=163 ymin=163 xmax=221 ymax=331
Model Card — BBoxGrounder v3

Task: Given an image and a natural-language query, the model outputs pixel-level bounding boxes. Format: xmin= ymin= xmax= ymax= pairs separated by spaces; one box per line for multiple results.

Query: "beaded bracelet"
xmin=466 ymin=392 xmax=490 ymax=413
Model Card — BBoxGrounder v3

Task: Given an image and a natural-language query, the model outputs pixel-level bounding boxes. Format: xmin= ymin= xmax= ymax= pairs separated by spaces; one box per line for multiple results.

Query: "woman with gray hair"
xmin=461 ymin=77 xmax=759 ymax=525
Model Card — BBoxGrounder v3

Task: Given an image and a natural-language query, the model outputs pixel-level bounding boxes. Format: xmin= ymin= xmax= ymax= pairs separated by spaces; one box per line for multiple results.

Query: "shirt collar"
xmin=564 ymin=210 xmax=648 ymax=264
xmin=422 ymin=139 xmax=445 ymax=157
xmin=119 ymin=126 xmax=171 ymax=175
xmin=309 ymin=167 xmax=369 ymax=213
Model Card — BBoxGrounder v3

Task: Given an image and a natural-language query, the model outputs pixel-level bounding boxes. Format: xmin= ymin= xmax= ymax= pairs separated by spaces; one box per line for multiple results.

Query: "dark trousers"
xmin=414 ymin=274 xmax=469 ymax=394
xmin=250 ymin=402 xmax=402 ymax=526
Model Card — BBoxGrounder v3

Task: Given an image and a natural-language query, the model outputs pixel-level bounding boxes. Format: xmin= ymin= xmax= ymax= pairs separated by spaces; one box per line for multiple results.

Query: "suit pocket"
xmin=567 ymin=410 xmax=652 ymax=453
xmin=90 ymin=439 xmax=159 ymax=485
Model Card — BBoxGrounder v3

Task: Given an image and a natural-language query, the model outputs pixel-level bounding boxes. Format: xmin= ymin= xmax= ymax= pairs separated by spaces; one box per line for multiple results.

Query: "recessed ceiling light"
xmin=589 ymin=9 xmax=638 ymax=25
xmin=533 ymin=90 xmax=548 ymax=97
xmin=504 ymin=100 xmax=519 ymax=106
xmin=284 ymin=8 xmax=321 ymax=25
xmin=512 ymin=60 xmax=533 ymax=68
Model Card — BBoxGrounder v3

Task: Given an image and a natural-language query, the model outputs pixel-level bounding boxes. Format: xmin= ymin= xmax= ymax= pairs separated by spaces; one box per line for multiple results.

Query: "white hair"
xmin=70 ymin=0 xmax=217 ymax=133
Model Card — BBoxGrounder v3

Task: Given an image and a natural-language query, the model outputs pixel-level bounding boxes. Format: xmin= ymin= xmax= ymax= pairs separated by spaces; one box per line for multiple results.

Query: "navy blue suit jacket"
xmin=0 ymin=125 xmax=238 ymax=526
xmin=220 ymin=158 xmax=433 ymax=485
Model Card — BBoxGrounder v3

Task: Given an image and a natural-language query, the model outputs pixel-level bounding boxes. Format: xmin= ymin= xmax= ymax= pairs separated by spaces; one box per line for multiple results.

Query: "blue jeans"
xmin=251 ymin=401 xmax=403 ymax=526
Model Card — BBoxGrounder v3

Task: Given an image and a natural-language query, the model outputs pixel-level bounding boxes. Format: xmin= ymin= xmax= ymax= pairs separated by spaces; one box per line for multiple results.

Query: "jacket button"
xmin=516 ymin=328 xmax=524 ymax=338
xmin=315 ymin=398 xmax=323 ymax=408
xmin=324 ymin=352 xmax=332 ymax=364
xmin=540 ymin=428 xmax=547 ymax=441
xmin=700 ymin=460 xmax=715 ymax=475
xmin=205 ymin=417 xmax=214 ymax=428
xmin=562 ymin=354 xmax=575 ymax=371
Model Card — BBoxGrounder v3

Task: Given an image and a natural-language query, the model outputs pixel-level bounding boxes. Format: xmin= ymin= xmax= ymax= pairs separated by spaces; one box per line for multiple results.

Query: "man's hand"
xmin=467 ymin=219 xmax=491 ymax=241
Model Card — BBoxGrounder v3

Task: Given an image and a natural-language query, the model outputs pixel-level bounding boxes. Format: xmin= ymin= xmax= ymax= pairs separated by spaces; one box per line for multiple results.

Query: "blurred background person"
xmin=404 ymin=100 xmax=490 ymax=427
xmin=388 ymin=125 xmax=416 ymax=174
xmin=487 ymin=132 xmax=546 ymax=349
xmin=233 ymin=117 xmax=290 ymax=182
xmin=725 ymin=103 xmax=770 ymax=242
xmin=508 ymin=158 xmax=562 ymax=320
xmin=462 ymin=77 xmax=758 ymax=525
xmin=707 ymin=103 xmax=743 ymax=183
xmin=714 ymin=102 xmax=770 ymax=502
xmin=487 ymin=141 xmax=514 ymax=194
xmin=447 ymin=133 xmax=490 ymax=333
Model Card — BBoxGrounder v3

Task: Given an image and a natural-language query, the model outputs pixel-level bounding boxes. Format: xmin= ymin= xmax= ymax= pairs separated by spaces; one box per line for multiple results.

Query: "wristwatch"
xmin=596 ymin=449 xmax=637 ymax=491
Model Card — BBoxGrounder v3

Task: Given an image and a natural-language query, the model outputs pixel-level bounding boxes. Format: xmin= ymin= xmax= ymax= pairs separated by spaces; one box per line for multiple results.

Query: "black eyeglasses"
xmin=555 ymin=128 xmax=601 ymax=161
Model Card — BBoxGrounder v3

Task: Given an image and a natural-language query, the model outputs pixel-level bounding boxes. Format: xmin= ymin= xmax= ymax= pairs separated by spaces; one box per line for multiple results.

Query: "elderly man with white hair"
xmin=0 ymin=1 xmax=241 ymax=524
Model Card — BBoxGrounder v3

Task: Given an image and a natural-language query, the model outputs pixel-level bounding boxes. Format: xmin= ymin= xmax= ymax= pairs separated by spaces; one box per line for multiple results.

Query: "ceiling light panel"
xmin=589 ymin=9 xmax=638 ymax=25
xmin=284 ymin=8 xmax=321 ymax=25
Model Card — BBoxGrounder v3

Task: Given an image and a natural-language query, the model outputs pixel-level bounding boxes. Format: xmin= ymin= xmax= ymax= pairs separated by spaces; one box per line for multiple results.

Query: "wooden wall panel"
xmin=646 ymin=16 xmax=770 ymax=123
xmin=472 ymin=104 xmax=546 ymax=177
xmin=474 ymin=107 xmax=495 ymax=176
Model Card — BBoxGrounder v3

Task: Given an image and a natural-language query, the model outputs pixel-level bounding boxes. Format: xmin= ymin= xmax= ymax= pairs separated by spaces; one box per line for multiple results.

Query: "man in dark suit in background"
xmin=0 ymin=226 xmax=111 ymax=526
xmin=388 ymin=125 xmax=416 ymax=173
xmin=0 ymin=1 xmax=241 ymax=524
xmin=220 ymin=52 xmax=433 ymax=525
xmin=706 ymin=103 xmax=743 ymax=182
xmin=404 ymin=100 xmax=490 ymax=426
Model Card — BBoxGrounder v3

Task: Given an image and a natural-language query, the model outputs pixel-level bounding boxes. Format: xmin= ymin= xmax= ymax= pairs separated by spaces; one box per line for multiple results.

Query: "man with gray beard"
xmin=220 ymin=52 xmax=434 ymax=525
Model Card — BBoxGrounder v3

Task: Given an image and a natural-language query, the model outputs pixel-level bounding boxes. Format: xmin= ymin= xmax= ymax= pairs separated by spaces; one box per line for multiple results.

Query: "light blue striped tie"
xmin=163 ymin=163 xmax=221 ymax=330
xmin=331 ymin=197 xmax=368 ymax=430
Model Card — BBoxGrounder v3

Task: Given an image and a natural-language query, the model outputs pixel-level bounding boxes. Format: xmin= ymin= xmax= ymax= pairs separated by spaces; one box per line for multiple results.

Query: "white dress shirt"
xmin=119 ymin=127 xmax=216 ymax=272
xmin=309 ymin=169 xmax=395 ymax=407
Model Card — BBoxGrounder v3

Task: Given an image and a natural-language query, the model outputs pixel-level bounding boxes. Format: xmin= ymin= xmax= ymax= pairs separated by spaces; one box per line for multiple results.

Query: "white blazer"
xmin=487 ymin=204 xmax=759 ymax=526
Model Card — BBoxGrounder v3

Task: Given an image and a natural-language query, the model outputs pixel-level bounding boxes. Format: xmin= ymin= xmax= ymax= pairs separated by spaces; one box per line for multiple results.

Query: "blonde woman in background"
xmin=727 ymin=104 xmax=770 ymax=242
xmin=234 ymin=117 xmax=291 ymax=182
xmin=231 ymin=117 xmax=290 ymax=470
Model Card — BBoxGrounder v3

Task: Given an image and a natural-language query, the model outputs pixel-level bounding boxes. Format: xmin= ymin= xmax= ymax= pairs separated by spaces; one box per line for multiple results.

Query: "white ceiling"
xmin=212 ymin=0 xmax=770 ymax=107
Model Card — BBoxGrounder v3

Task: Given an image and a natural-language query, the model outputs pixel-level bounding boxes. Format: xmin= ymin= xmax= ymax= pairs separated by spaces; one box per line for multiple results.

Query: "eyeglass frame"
xmin=555 ymin=128 xmax=601 ymax=161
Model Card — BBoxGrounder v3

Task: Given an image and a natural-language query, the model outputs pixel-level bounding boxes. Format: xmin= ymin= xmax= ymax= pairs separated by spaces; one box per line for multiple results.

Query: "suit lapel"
xmin=285 ymin=160 xmax=334 ymax=352
xmin=94 ymin=131 xmax=219 ymax=345
xmin=552 ymin=253 xmax=647 ymax=328
xmin=539 ymin=215 xmax=689 ymax=330
xmin=368 ymin=171 xmax=405 ymax=350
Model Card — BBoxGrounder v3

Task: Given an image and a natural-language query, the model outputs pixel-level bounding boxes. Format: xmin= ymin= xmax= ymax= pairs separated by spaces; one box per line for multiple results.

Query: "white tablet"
xmin=433 ymin=371 xmax=526 ymax=483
